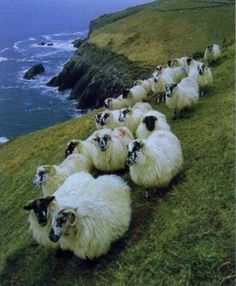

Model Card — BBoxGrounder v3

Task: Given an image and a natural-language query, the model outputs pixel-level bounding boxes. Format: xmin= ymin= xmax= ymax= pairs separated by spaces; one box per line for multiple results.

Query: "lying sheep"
xmin=188 ymin=63 xmax=213 ymax=95
xmin=122 ymin=85 xmax=148 ymax=105
xmin=24 ymin=172 xmax=94 ymax=248
xmin=132 ymin=102 xmax=153 ymax=113
xmin=126 ymin=130 xmax=183 ymax=191
xmin=136 ymin=110 xmax=170 ymax=139
xmin=33 ymin=152 xmax=93 ymax=196
xmin=90 ymin=127 xmax=134 ymax=172
xmin=118 ymin=107 xmax=144 ymax=134
xmin=104 ymin=95 xmax=130 ymax=110
xmin=204 ymin=44 xmax=221 ymax=63
xmin=165 ymin=77 xmax=199 ymax=119
xmin=95 ymin=110 xmax=122 ymax=130
xmin=151 ymin=66 xmax=174 ymax=103
xmin=133 ymin=78 xmax=153 ymax=96
xmin=49 ymin=173 xmax=131 ymax=259
xmin=64 ymin=135 xmax=94 ymax=159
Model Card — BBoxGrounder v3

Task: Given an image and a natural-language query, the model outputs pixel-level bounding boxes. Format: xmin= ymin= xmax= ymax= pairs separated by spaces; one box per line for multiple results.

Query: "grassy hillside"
xmin=0 ymin=0 xmax=235 ymax=285
xmin=0 ymin=44 xmax=234 ymax=286
xmin=89 ymin=0 xmax=234 ymax=66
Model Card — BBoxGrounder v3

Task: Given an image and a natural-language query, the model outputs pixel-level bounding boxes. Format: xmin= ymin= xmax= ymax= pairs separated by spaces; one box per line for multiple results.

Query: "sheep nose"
xmin=49 ymin=229 xmax=60 ymax=242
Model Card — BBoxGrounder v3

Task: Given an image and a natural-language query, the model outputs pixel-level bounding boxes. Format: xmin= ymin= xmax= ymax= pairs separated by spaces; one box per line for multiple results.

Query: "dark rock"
xmin=38 ymin=41 xmax=46 ymax=46
xmin=47 ymin=43 xmax=54 ymax=46
xmin=23 ymin=64 xmax=45 ymax=80
xmin=72 ymin=38 xmax=86 ymax=48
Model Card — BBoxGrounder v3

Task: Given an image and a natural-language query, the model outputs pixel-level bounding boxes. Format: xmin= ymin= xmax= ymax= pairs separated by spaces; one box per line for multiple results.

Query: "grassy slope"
xmin=0 ymin=1 xmax=235 ymax=285
xmin=89 ymin=0 xmax=234 ymax=67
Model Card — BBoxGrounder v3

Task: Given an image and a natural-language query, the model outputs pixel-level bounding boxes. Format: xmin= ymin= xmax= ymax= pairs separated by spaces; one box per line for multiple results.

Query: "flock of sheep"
xmin=23 ymin=44 xmax=221 ymax=260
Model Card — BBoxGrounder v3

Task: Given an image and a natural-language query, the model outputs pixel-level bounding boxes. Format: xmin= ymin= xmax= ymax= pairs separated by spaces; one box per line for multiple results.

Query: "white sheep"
xmin=132 ymin=102 xmax=153 ymax=113
xmin=49 ymin=173 xmax=131 ymax=259
xmin=33 ymin=152 xmax=93 ymax=196
xmin=118 ymin=107 xmax=144 ymax=134
xmin=165 ymin=77 xmax=199 ymax=119
xmin=133 ymin=78 xmax=153 ymax=95
xmin=24 ymin=172 xmax=94 ymax=248
xmin=95 ymin=110 xmax=122 ymax=130
xmin=122 ymin=85 xmax=148 ymax=104
xmin=104 ymin=95 xmax=130 ymax=110
xmin=151 ymin=66 xmax=175 ymax=103
xmin=188 ymin=63 xmax=213 ymax=95
xmin=136 ymin=110 xmax=170 ymax=139
xmin=90 ymin=127 xmax=134 ymax=172
xmin=172 ymin=57 xmax=203 ymax=73
xmin=126 ymin=130 xmax=183 ymax=190
xmin=204 ymin=44 xmax=221 ymax=63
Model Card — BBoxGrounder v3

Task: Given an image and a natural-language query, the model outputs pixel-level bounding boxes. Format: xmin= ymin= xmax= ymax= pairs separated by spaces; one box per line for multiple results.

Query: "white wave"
xmin=0 ymin=57 xmax=7 ymax=62
xmin=0 ymin=137 xmax=9 ymax=144
xmin=0 ymin=85 xmax=20 ymax=89
xmin=27 ymin=106 xmax=52 ymax=112
xmin=28 ymin=37 xmax=36 ymax=41
xmin=0 ymin=48 xmax=9 ymax=54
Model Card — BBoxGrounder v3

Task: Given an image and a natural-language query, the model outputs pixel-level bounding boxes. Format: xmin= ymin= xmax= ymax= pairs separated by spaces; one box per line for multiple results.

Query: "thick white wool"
xmin=188 ymin=65 xmax=213 ymax=90
xmin=129 ymin=130 xmax=183 ymax=188
xmin=132 ymin=102 xmax=153 ymax=113
xmin=134 ymin=78 xmax=153 ymax=95
xmin=166 ymin=77 xmax=199 ymax=112
xmin=204 ymin=44 xmax=221 ymax=62
xmin=95 ymin=110 xmax=122 ymax=130
xmin=118 ymin=108 xmax=144 ymax=134
xmin=136 ymin=110 xmax=170 ymax=139
xmin=104 ymin=96 xmax=130 ymax=110
xmin=52 ymin=174 xmax=131 ymax=259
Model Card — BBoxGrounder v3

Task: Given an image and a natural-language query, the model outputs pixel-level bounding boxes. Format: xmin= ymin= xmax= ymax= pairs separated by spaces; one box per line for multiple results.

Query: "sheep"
xmin=24 ymin=172 xmax=94 ymax=248
xmin=136 ymin=110 xmax=170 ymax=139
xmin=133 ymin=78 xmax=153 ymax=95
xmin=165 ymin=77 xmax=199 ymax=119
xmin=188 ymin=63 xmax=213 ymax=95
xmin=172 ymin=57 xmax=203 ymax=73
xmin=122 ymin=85 xmax=148 ymax=105
xmin=204 ymin=44 xmax=221 ymax=63
xmin=104 ymin=95 xmax=130 ymax=110
xmin=151 ymin=66 xmax=175 ymax=103
xmin=126 ymin=130 xmax=183 ymax=193
xmin=48 ymin=173 xmax=131 ymax=259
xmin=118 ymin=107 xmax=144 ymax=134
xmin=33 ymin=152 xmax=93 ymax=196
xmin=90 ymin=127 xmax=134 ymax=172
xmin=132 ymin=102 xmax=153 ymax=113
xmin=95 ymin=110 xmax=122 ymax=130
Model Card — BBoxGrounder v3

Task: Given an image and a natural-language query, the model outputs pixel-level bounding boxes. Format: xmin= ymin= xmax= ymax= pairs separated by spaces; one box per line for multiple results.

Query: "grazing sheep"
xmin=204 ymin=44 xmax=221 ymax=63
xmin=95 ymin=110 xmax=122 ymax=130
xmin=104 ymin=95 xmax=130 ymax=110
xmin=118 ymin=107 xmax=144 ymax=134
xmin=126 ymin=130 xmax=183 ymax=190
xmin=33 ymin=153 xmax=93 ymax=196
xmin=136 ymin=110 xmax=170 ymax=139
xmin=188 ymin=63 xmax=213 ymax=95
xmin=24 ymin=172 xmax=94 ymax=248
xmin=90 ymin=128 xmax=133 ymax=172
xmin=132 ymin=102 xmax=153 ymax=113
xmin=48 ymin=173 xmax=131 ymax=259
xmin=151 ymin=66 xmax=174 ymax=103
xmin=133 ymin=78 xmax=153 ymax=95
xmin=165 ymin=77 xmax=199 ymax=119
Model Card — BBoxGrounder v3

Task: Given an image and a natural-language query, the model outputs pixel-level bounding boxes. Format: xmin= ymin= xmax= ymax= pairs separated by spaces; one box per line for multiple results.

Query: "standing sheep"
xmin=136 ymin=110 xmax=170 ymax=139
xmin=165 ymin=77 xmax=199 ymax=119
xmin=204 ymin=44 xmax=221 ymax=63
xmin=126 ymin=130 xmax=183 ymax=192
xmin=48 ymin=173 xmax=131 ymax=259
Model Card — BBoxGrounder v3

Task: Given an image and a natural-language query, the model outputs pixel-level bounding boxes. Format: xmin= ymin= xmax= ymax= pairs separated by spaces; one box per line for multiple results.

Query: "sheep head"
xmin=23 ymin=196 xmax=55 ymax=226
xmin=165 ymin=84 xmax=177 ymax=98
xmin=118 ymin=108 xmax=132 ymax=122
xmin=92 ymin=133 xmax=112 ymax=152
xmin=65 ymin=139 xmax=79 ymax=158
xmin=126 ymin=140 xmax=144 ymax=167
xmin=104 ymin=98 xmax=112 ymax=108
xmin=197 ymin=64 xmax=207 ymax=75
xmin=33 ymin=165 xmax=56 ymax=186
xmin=186 ymin=58 xmax=193 ymax=66
xmin=143 ymin=115 xmax=157 ymax=131
xmin=122 ymin=89 xmax=130 ymax=99
xmin=49 ymin=208 xmax=77 ymax=242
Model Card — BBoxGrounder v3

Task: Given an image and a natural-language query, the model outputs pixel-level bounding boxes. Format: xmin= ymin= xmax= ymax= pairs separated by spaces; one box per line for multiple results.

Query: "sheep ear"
xmin=170 ymin=84 xmax=177 ymax=91
xmin=63 ymin=209 xmax=77 ymax=226
xmin=23 ymin=200 xmax=34 ymax=210
xmin=45 ymin=196 xmax=55 ymax=205
xmin=122 ymin=89 xmax=129 ymax=99
xmin=186 ymin=58 xmax=192 ymax=65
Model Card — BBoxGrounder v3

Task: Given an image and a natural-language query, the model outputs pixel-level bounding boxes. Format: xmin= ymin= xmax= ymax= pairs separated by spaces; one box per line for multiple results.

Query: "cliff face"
xmin=47 ymin=42 xmax=150 ymax=109
xmin=48 ymin=0 xmax=234 ymax=109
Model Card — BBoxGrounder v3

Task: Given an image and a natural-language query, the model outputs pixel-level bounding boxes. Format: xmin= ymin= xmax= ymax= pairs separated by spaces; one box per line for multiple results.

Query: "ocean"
xmin=0 ymin=0 xmax=152 ymax=139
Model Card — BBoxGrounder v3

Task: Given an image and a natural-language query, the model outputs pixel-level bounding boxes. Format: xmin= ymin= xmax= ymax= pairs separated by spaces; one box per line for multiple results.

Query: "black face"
xmin=122 ymin=89 xmax=130 ymax=99
xmin=143 ymin=115 xmax=157 ymax=131
xmin=119 ymin=108 xmax=131 ymax=122
xmin=186 ymin=58 xmax=192 ymax=66
xmin=104 ymin=98 xmax=111 ymax=108
xmin=167 ymin=60 xmax=172 ymax=67
xmin=126 ymin=140 xmax=143 ymax=167
xmin=94 ymin=134 xmax=111 ymax=151
xmin=165 ymin=84 xmax=177 ymax=98
xmin=65 ymin=141 xmax=78 ymax=158
xmin=95 ymin=113 xmax=102 ymax=124
xmin=208 ymin=44 xmax=213 ymax=50
xmin=23 ymin=196 xmax=55 ymax=226
xmin=100 ymin=113 xmax=110 ymax=126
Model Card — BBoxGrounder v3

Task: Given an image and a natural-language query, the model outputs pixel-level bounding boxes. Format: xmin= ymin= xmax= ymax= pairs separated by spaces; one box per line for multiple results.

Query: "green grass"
xmin=89 ymin=0 xmax=234 ymax=67
xmin=0 ymin=44 xmax=234 ymax=285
